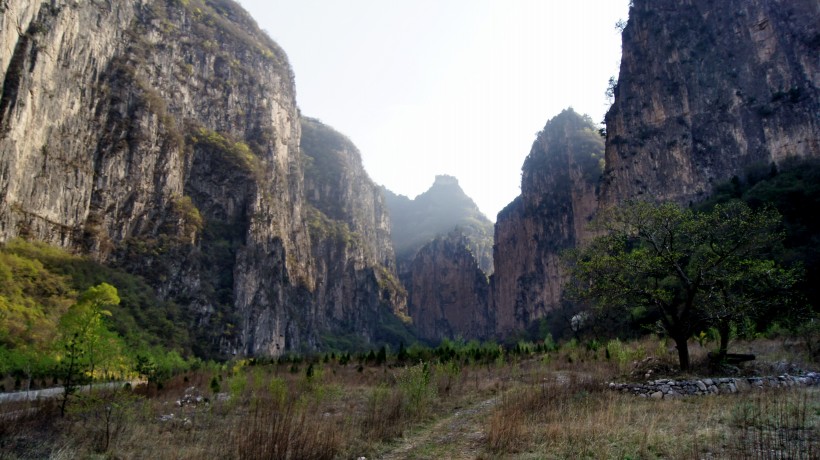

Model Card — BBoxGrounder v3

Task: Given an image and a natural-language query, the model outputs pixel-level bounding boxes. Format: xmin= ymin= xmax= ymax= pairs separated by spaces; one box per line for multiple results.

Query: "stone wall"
xmin=608 ymin=373 xmax=820 ymax=399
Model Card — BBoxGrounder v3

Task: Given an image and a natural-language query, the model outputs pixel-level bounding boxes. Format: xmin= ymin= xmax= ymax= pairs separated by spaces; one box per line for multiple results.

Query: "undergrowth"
xmin=0 ymin=336 xmax=816 ymax=459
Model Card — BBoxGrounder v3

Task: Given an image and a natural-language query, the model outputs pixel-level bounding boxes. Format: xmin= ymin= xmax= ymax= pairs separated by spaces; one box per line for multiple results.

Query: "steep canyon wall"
xmin=0 ymin=0 xmax=406 ymax=356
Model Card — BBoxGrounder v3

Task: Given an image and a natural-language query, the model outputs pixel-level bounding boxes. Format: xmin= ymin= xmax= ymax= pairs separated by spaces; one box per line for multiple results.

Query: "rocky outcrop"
xmin=491 ymin=109 xmax=603 ymax=337
xmin=0 ymin=0 xmax=406 ymax=357
xmin=300 ymin=117 xmax=409 ymax=348
xmin=601 ymin=0 xmax=819 ymax=206
xmin=383 ymin=175 xmax=493 ymax=342
xmin=491 ymin=0 xmax=818 ymax=340
xmin=406 ymin=230 xmax=491 ymax=342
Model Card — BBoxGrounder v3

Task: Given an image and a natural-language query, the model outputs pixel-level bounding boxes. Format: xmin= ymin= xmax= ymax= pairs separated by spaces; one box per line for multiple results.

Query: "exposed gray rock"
xmin=601 ymin=0 xmax=819 ymax=206
xmin=491 ymin=109 xmax=603 ymax=337
xmin=0 ymin=0 xmax=407 ymax=357
xmin=406 ymin=229 xmax=492 ymax=341
xmin=608 ymin=372 xmax=820 ymax=398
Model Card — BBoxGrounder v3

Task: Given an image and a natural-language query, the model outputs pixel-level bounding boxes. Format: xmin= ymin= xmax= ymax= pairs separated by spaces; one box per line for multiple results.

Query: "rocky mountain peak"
xmin=431 ymin=174 xmax=460 ymax=187
xmin=492 ymin=108 xmax=603 ymax=337
xmin=383 ymin=175 xmax=493 ymax=274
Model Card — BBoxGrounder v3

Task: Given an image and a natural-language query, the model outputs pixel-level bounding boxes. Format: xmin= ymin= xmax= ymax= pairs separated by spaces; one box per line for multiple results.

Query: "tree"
xmin=605 ymin=76 xmax=618 ymax=102
xmin=703 ymin=259 xmax=799 ymax=359
xmin=566 ymin=200 xmax=798 ymax=371
xmin=56 ymin=283 xmax=125 ymax=416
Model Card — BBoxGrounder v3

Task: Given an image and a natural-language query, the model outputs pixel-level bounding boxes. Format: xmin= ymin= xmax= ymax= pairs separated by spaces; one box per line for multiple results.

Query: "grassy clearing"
xmin=485 ymin=378 xmax=817 ymax=459
xmin=0 ymin=337 xmax=817 ymax=459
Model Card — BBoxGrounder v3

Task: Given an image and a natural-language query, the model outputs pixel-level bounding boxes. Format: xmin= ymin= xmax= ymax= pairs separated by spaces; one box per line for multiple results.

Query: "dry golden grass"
xmin=0 ymin=337 xmax=817 ymax=459
xmin=484 ymin=385 xmax=818 ymax=459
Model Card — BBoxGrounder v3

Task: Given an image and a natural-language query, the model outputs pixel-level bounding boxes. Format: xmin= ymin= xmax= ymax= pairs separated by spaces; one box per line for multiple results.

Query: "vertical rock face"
xmin=602 ymin=0 xmax=819 ymax=206
xmin=490 ymin=0 xmax=818 ymax=340
xmin=300 ymin=117 xmax=409 ymax=348
xmin=383 ymin=175 xmax=494 ymax=341
xmin=0 ymin=0 xmax=406 ymax=357
xmin=491 ymin=109 xmax=603 ymax=337
xmin=407 ymin=230 xmax=491 ymax=342
xmin=0 ymin=0 xmax=309 ymax=357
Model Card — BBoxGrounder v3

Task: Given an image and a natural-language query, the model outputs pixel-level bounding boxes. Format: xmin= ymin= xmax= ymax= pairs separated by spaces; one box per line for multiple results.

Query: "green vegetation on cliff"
xmin=522 ymin=108 xmax=604 ymax=188
xmin=0 ymin=240 xmax=194 ymax=381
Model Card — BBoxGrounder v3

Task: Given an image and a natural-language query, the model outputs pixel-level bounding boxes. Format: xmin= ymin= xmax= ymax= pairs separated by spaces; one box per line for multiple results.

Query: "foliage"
xmin=398 ymin=362 xmax=436 ymax=420
xmin=56 ymin=283 xmax=127 ymax=416
xmin=701 ymin=158 xmax=820 ymax=322
xmin=167 ymin=0 xmax=289 ymax=66
xmin=566 ymin=200 xmax=799 ymax=370
xmin=189 ymin=127 xmax=263 ymax=178
xmin=300 ymin=117 xmax=357 ymax=193
xmin=605 ymin=76 xmax=618 ymax=101
xmin=0 ymin=248 xmax=74 ymax=359
xmin=524 ymin=108 xmax=605 ymax=185
xmin=3 ymin=239 xmax=193 ymax=357
xmin=172 ymin=195 xmax=204 ymax=236
xmin=305 ymin=205 xmax=360 ymax=247
xmin=0 ymin=240 xmax=198 ymax=389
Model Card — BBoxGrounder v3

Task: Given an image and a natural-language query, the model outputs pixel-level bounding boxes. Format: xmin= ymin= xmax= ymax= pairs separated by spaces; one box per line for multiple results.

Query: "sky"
xmin=237 ymin=0 xmax=631 ymax=221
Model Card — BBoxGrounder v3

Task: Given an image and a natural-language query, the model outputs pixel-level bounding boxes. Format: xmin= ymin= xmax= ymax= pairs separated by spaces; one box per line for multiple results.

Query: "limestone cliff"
xmin=491 ymin=0 xmax=818 ymax=339
xmin=601 ymin=0 xmax=819 ymax=206
xmin=383 ymin=175 xmax=493 ymax=341
xmin=407 ymin=230 xmax=491 ymax=342
xmin=0 ymin=0 xmax=406 ymax=357
xmin=491 ymin=109 xmax=603 ymax=337
xmin=300 ymin=117 xmax=409 ymax=348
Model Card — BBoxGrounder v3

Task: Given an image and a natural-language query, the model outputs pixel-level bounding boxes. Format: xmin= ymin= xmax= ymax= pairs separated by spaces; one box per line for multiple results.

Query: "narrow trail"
xmin=378 ymin=396 xmax=499 ymax=460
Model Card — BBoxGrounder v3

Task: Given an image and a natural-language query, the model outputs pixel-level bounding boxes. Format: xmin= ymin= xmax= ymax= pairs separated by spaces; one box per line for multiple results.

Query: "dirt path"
xmin=378 ymin=396 xmax=498 ymax=460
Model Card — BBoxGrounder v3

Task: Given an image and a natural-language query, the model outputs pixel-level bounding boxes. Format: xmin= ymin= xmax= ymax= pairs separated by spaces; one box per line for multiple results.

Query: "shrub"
xmin=399 ymin=362 xmax=436 ymax=420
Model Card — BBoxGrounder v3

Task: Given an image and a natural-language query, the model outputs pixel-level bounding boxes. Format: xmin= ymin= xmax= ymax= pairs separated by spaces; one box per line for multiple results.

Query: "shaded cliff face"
xmin=491 ymin=109 xmax=603 ymax=337
xmin=300 ymin=117 xmax=409 ymax=348
xmin=0 ymin=0 xmax=406 ymax=357
xmin=602 ymin=0 xmax=819 ymax=206
xmin=407 ymin=230 xmax=491 ymax=342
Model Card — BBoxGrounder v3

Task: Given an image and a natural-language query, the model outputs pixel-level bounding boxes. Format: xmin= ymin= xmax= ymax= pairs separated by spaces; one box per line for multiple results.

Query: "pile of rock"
xmin=608 ymin=372 xmax=820 ymax=399
xmin=175 ymin=386 xmax=207 ymax=407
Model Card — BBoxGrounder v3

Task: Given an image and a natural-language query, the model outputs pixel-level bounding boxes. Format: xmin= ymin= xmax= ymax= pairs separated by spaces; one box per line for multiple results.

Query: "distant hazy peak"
xmin=432 ymin=174 xmax=460 ymax=187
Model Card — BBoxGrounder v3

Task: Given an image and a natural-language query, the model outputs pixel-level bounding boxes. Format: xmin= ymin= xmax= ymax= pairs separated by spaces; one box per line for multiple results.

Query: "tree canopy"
xmin=565 ymin=200 xmax=801 ymax=371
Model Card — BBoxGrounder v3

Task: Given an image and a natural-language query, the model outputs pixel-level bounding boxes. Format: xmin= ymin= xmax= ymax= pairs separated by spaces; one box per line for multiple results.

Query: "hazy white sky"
xmin=237 ymin=0 xmax=630 ymax=221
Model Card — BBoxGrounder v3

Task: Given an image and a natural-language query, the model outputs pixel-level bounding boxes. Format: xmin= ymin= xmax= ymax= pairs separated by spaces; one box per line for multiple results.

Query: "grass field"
xmin=1 ymin=337 xmax=817 ymax=459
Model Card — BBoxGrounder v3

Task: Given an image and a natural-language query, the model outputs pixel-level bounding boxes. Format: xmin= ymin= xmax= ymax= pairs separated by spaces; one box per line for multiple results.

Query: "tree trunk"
xmin=718 ymin=322 xmax=731 ymax=359
xmin=673 ymin=334 xmax=691 ymax=371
